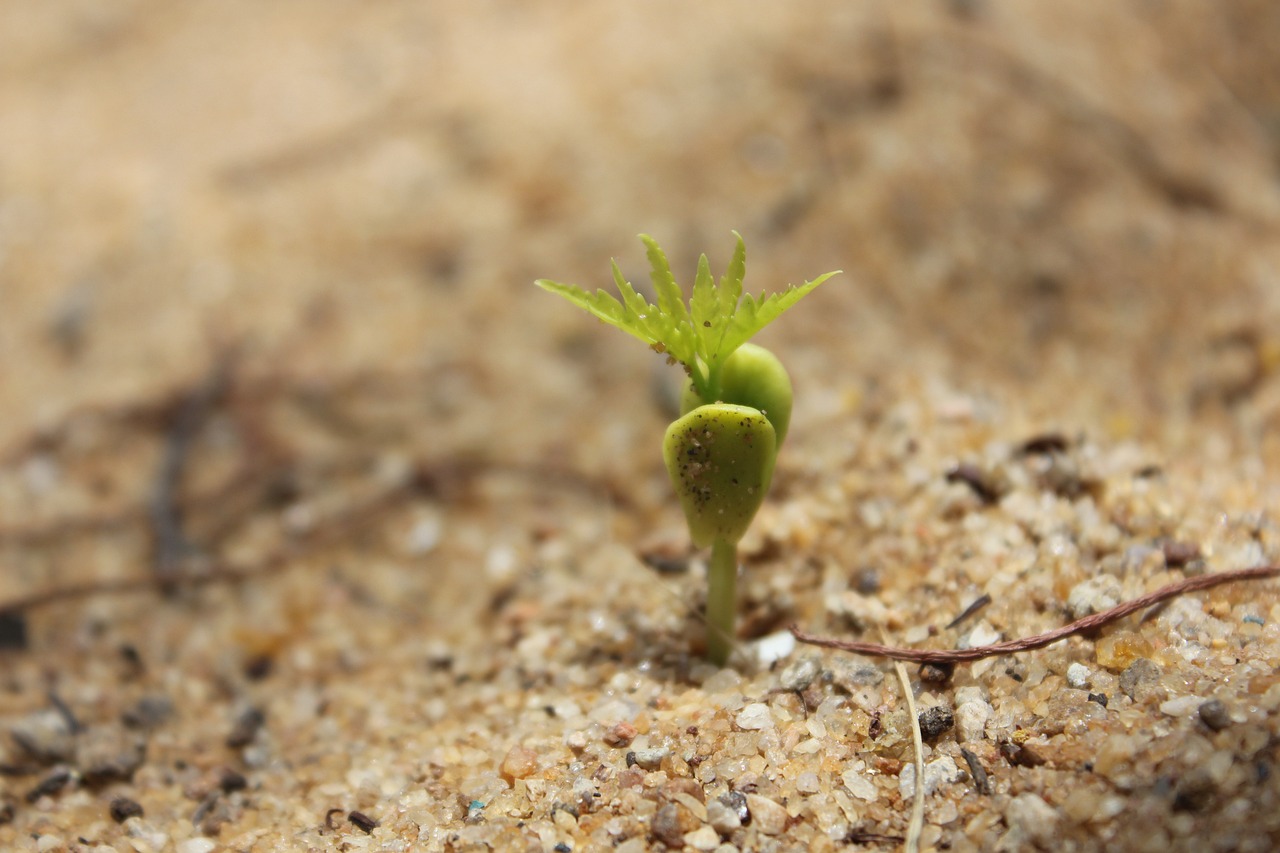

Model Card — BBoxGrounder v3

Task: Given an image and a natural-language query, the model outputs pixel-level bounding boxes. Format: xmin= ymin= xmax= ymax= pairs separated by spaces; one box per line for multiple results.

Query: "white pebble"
xmin=1005 ymin=792 xmax=1060 ymax=847
xmin=958 ymin=621 xmax=1000 ymax=650
xmin=177 ymin=840 xmax=218 ymax=853
xmin=1159 ymin=695 xmax=1203 ymax=718
xmin=1066 ymin=575 xmax=1122 ymax=620
xmin=898 ymin=756 xmax=962 ymax=798
xmin=684 ymin=825 xmax=721 ymax=851
xmin=751 ymin=630 xmax=796 ymax=666
xmin=841 ymin=769 xmax=879 ymax=802
xmin=955 ymin=697 xmax=993 ymax=743
xmin=1066 ymin=662 xmax=1091 ymax=689
xmin=735 ymin=702 xmax=774 ymax=730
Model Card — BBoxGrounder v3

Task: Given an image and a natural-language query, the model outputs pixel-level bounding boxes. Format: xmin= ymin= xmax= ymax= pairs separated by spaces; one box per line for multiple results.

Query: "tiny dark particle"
xmin=226 ymin=706 xmax=265 ymax=748
xmin=554 ymin=844 xmax=572 ymax=853
xmin=0 ymin=610 xmax=27 ymax=651
xmin=1017 ymin=433 xmax=1069 ymax=455
xmin=0 ymin=799 xmax=13 ymax=824
xmin=945 ymin=462 xmax=1001 ymax=504
xmin=918 ymin=662 xmax=954 ymax=685
xmin=243 ymin=654 xmax=273 ymax=681
xmin=349 ymin=810 xmax=379 ymax=833
xmin=960 ymin=747 xmax=991 ymax=795
xmin=218 ymin=767 xmax=248 ymax=793
xmin=625 ymin=751 xmax=638 ymax=768
xmin=999 ymin=740 xmax=1046 ymax=768
xmin=325 ymin=807 xmax=343 ymax=830
xmin=1088 ymin=692 xmax=1109 ymax=707
xmin=1161 ymin=540 xmax=1201 ymax=569
xmin=25 ymin=767 xmax=71 ymax=803
xmin=1198 ymin=699 xmax=1231 ymax=731
xmin=109 ymin=795 xmax=144 ymax=823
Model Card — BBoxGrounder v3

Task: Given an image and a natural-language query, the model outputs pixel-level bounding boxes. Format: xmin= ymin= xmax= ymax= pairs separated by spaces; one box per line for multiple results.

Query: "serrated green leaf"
xmin=640 ymin=234 xmax=690 ymax=328
xmin=537 ymin=235 xmax=838 ymax=402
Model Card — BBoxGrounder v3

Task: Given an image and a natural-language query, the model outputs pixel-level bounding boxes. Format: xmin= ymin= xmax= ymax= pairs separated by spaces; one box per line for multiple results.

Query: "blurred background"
xmin=2 ymin=0 xmax=1279 ymax=454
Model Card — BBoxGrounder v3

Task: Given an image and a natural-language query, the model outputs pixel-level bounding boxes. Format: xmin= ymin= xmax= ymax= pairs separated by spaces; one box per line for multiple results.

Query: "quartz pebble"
xmin=840 ymin=769 xmax=879 ymax=802
xmin=735 ymin=703 xmax=774 ymax=731
xmin=1066 ymin=575 xmax=1122 ymax=619
xmin=706 ymin=797 xmax=742 ymax=834
xmin=500 ymin=745 xmax=538 ymax=780
xmin=1005 ymin=792 xmax=1060 ymax=848
xmin=898 ymin=756 xmax=962 ymax=798
xmin=176 ymin=840 xmax=218 ymax=853
xmin=1066 ymin=662 xmax=1091 ymax=689
xmin=630 ymin=747 xmax=669 ymax=770
xmin=684 ymin=824 xmax=721 ymax=851
xmin=954 ymin=694 xmax=993 ymax=743
xmin=1119 ymin=658 xmax=1164 ymax=703
xmin=744 ymin=793 xmax=789 ymax=835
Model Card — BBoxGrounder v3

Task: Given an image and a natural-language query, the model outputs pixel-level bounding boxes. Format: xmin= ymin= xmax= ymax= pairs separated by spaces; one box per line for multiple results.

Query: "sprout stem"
xmin=706 ymin=537 xmax=738 ymax=665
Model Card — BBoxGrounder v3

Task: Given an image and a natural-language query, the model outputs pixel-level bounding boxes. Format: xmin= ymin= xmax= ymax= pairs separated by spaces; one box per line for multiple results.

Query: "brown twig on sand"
xmin=791 ymin=565 xmax=1280 ymax=663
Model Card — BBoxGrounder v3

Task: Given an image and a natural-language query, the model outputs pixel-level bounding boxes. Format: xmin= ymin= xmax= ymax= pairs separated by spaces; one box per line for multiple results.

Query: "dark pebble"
xmin=349 ymin=810 xmax=379 ymax=834
xmin=109 ymin=795 xmax=144 ymax=823
xmin=25 ymin=767 xmax=72 ymax=803
xmin=226 ymin=706 xmax=265 ymax=748
xmin=122 ymin=695 xmax=174 ymax=731
xmin=218 ymin=767 xmax=248 ymax=792
xmin=918 ymin=705 xmax=955 ymax=741
xmin=1088 ymin=692 xmax=1109 ymax=707
xmin=0 ymin=610 xmax=28 ymax=651
xmin=1198 ymin=699 xmax=1232 ymax=731
xmin=960 ymin=747 xmax=991 ymax=795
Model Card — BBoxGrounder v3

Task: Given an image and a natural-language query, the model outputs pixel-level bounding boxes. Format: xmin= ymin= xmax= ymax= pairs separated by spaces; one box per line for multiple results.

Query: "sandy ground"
xmin=2 ymin=2 xmax=1280 ymax=851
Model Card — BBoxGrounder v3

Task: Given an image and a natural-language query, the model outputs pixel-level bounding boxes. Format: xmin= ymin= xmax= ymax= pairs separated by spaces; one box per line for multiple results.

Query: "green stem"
xmin=706 ymin=537 xmax=738 ymax=665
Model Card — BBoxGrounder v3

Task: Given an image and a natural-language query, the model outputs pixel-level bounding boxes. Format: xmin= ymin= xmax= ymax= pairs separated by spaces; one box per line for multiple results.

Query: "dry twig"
xmin=791 ymin=565 xmax=1279 ymax=663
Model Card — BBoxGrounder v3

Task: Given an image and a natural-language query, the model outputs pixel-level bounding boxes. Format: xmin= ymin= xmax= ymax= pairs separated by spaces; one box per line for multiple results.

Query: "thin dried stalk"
xmin=792 ymin=565 xmax=1279 ymax=663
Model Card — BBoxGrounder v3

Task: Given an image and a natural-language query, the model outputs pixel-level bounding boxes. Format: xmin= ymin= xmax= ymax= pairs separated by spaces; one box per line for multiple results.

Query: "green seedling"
xmin=536 ymin=233 xmax=837 ymax=664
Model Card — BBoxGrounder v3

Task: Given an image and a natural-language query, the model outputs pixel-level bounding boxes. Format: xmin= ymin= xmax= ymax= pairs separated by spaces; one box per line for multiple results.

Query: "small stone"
xmin=1066 ymin=576 xmax=1122 ymax=620
xmin=751 ymin=630 xmax=795 ymax=666
xmin=955 ymin=696 xmax=993 ymax=743
xmin=650 ymin=802 xmax=699 ymax=847
xmin=735 ymin=703 xmax=774 ymax=731
xmin=917 ymin=705 xmax=955 ymax=741
xmin=1159 ymin=695 xmax=1202 ymax=718
xmin=176 ymin=839 xmax=217 ymax=853
xmin=121 ymin=696 xmax=174 ymax=731
xmin=684 ymin=824 xmax=721 ymax=851
xmin=1119 ymin=658 xmax=1164 ymax=703
xmin=109 ymin=796 xmax=144 ymax=823
xmin=1066 ymin=662 xmax=1091 ymax=689
xmin=898 ymin=756 xmax=962 ymax=798
xmin=1198 ymin=699 xmax=1232 ymax=731
xmin=604 ymin=722 xmax=638 ymax=748
xmin=744 ymin=793 xmax=789 ymax=835
xmin=225 ymin=706 xmax=265 ymax=749
xmin=36 ymin=835 xmax=63 ymax=853
xmin=9 ymin=709 xmax=75 ymax=764
xmin=840 ymin=770 xmax=878 ymax=802
xmin=778 ymin=655 xmax=821 ymax=691
xmin=76 ymin=725 xmax=146 ymax=786
xmin=706 ymin=797 xmax=742 ymax=834
xmin=1005 ymin=792 xmax=1059 ymax=848
xmin=565 ymin=731 xmax=588 ymax=751
xmin=957 ymin=621 xmax=1000 ymax=650
xmin=630 ymin=747 xmax=669 ymax=770
xmin=795 ymin=771 xmax=821 ymax=794
xmin=500 ymin=745 xmax=539 ymax=781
